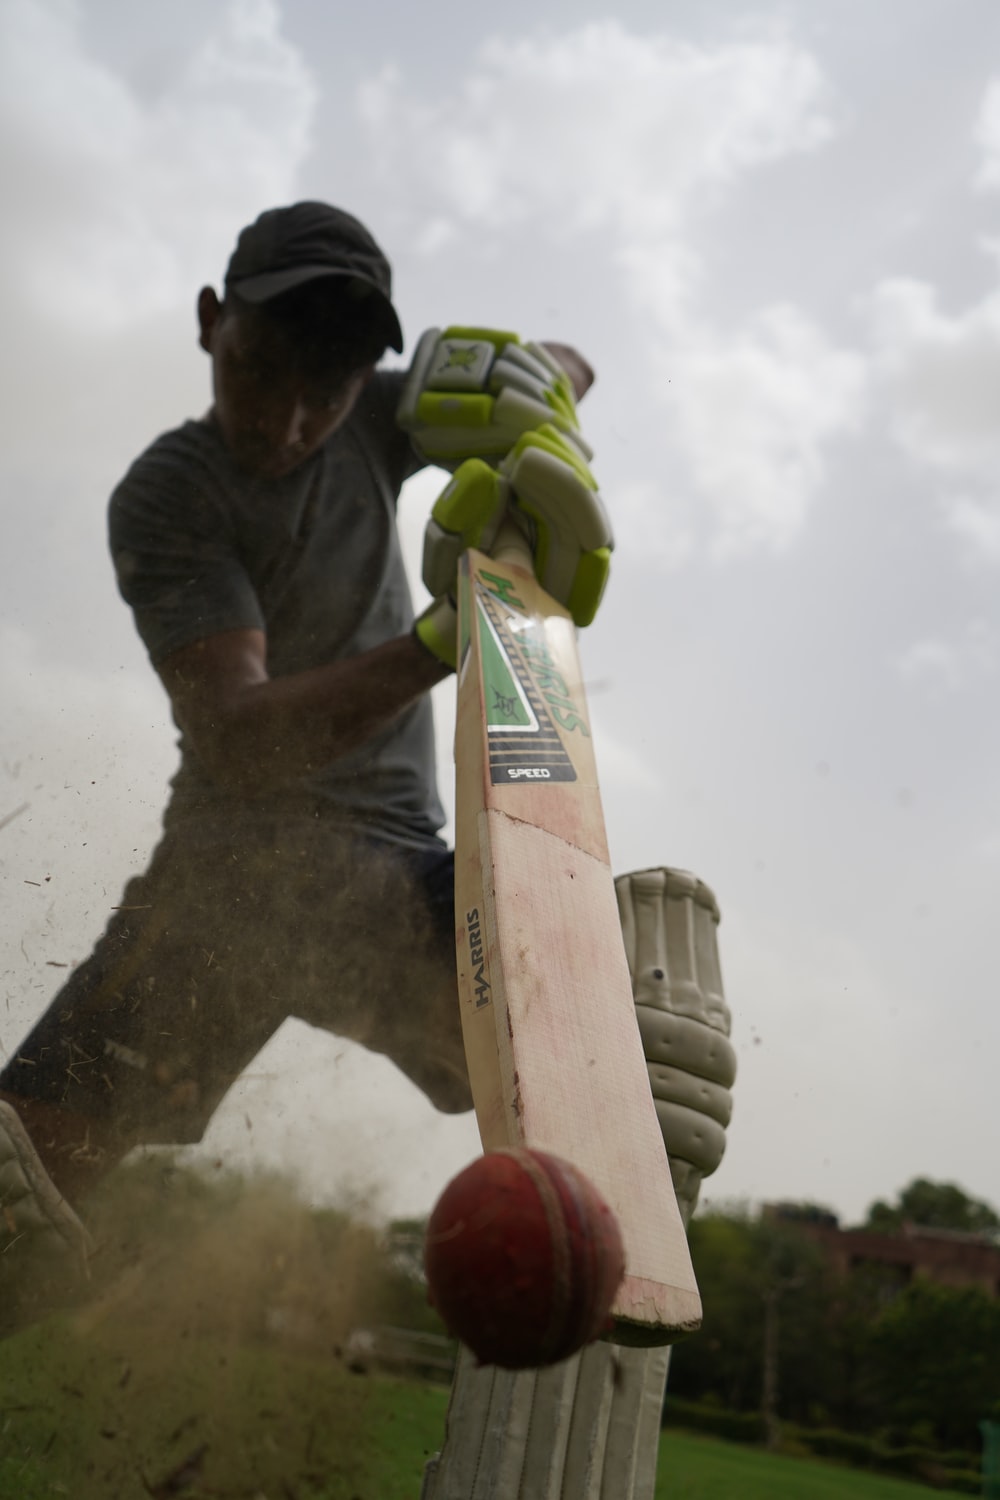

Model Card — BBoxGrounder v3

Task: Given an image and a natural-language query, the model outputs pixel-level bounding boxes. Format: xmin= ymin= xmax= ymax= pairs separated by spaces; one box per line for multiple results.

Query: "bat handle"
xmin=491 ymin=514 xmax=533 ymax=574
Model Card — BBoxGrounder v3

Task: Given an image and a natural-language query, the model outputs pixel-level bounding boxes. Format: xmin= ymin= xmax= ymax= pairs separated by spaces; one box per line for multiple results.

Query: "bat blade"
xmin=454 ymin=546 xmax=701 ymax=1343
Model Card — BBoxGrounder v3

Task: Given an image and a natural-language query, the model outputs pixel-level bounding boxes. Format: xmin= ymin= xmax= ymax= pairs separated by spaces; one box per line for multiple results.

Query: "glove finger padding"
xmin=414 ymin=460 xmax=508 ymax=670
xmin=421 ymin=459 xmax=508 ymax=601
xmin=615 ymin=866 xmax=737 ymax=1224
xmin=413 ymin=595 xmax=459 ymax=672
xmin=398 ymin=325 xmax=593 ymax=470
xmin=500 ymin=427 xmax=612 ymax=628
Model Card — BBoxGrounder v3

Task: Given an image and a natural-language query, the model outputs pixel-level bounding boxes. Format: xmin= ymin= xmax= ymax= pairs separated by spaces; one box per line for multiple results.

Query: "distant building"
xmin=764 ymin=1204 xmax=1000 ymax=1298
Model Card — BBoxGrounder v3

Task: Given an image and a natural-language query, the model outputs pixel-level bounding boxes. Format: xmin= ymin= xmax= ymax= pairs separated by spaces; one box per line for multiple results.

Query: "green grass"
xmin=0 ymin=1166 xmax=972 ymax=1497
xmin=0 ymin=1162 xmax=452 ymax=1497
xmin=0 ymin=1320 xmax=457 ymax=1498
xmin=0 ymin=1318 xmax=396 ymax=1499
xmin=0 ymin=1325 xmax=972 ymax=1500
xmin=658 ymin=1430 xmax=970 ymax=1499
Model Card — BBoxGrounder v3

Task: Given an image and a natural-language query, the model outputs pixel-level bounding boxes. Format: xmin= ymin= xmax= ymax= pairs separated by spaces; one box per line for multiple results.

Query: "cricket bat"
xmin=453 ymin=534 xmax=701 ymax=1345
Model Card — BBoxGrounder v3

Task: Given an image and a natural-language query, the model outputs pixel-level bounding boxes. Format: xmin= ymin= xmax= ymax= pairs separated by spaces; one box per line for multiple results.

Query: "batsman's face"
xmin=199 ymin=289 xmax=373 ymax=480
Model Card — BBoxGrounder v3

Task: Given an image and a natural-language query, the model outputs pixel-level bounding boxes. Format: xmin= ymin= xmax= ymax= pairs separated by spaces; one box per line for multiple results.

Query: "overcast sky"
xmin=2 ymin=0 xmax=999 ymax=1229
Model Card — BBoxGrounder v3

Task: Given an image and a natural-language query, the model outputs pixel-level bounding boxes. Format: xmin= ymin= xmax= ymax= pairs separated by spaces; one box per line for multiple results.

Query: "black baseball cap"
xmin=224 ymin=202 xmax=404 ymax=352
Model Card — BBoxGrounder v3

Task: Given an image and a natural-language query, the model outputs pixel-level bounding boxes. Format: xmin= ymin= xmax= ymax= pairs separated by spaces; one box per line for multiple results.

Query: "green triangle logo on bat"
xmin=475 ymin=584 xmax=578 ymax=785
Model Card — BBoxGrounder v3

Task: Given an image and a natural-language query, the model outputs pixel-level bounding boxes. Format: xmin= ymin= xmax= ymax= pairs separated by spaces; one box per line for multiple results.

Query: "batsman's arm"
xmin=156 ymin=627 xmax=450 ymax=792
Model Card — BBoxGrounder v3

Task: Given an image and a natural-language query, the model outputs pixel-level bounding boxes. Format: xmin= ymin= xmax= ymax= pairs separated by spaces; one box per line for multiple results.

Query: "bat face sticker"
xmin=475 ymin=578 xmax=578 ymax=784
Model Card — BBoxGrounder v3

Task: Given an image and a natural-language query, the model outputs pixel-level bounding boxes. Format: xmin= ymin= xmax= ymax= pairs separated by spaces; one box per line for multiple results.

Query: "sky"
xmin=1 ymin=0 xmax=999 ymax=1230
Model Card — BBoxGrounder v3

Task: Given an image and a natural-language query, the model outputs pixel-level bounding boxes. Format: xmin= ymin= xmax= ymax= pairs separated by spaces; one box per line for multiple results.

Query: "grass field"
xmin=0 ymin=1318 xmax=454 ymax=1499
xmin=0 ymin=1322 xmax=974 ymax=1499
xmin=657 ymin=1430 xmax=972 ymax=1499
xmin=0 ymin=1174 xmax=973 ymax=1497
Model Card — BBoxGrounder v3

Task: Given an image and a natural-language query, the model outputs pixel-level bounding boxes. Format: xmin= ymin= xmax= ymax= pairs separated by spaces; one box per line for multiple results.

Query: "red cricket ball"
xmin=424 ymin=1147 xmax=626 ymax=1369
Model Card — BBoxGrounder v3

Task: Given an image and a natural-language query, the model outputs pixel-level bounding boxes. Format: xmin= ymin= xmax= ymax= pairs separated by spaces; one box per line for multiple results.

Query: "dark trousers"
xmin=2 ymin=818 xmax=471 ymax=1148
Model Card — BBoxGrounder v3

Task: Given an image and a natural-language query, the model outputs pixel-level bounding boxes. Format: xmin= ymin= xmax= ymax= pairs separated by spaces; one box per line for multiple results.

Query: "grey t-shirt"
xmin=108 ymin=370 xmax=447 ymax=850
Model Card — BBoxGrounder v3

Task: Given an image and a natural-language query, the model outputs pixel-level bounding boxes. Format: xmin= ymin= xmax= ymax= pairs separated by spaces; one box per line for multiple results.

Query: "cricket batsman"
xmin=0 ymin=202 xmax=735 ymax=1496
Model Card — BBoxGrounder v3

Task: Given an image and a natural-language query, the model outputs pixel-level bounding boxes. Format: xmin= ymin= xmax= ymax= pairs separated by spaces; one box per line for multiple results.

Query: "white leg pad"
xmin=422 ymin=1340 xmax=669 ymax=1498
xmin=423 ymin=863 xmax=732 ymax=1497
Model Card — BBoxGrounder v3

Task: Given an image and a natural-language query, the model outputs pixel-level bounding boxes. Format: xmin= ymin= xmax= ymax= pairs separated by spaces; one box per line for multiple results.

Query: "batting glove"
xmin=397 ymin=326 xmax=592 ymax=469
xmin=413 ymin=431 xmax=613 ymax=670
xmin=414 ymin=458 xmax=506 ymax=670
xmin=499 ymin=427 xmax=611 ymax=629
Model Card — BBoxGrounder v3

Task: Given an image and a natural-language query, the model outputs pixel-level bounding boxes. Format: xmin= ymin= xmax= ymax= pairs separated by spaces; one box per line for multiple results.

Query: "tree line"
xmin=668 ymin=1179 xmax=1000 ymax=1455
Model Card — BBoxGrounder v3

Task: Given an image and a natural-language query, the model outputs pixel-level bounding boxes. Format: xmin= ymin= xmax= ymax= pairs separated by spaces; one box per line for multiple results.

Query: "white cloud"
xmin=872 ymin=277 xmax=1000 ymax=472
xmin=612 ymin=477 xmax=696 ymax=570
xmin=895 ymin=621 xmax=998 ymax=691
xmin=588 ymin=710 xmax=662 ymax=798
xmin=975 ymin=76 xmax=1000 ymax=190
xmin=870 ymin=79 xmax=1000 ymax=560
xmin=946 ymin=495 xmax=1000 ymax=559
xmin=871 ymin=274 xmax=1000 ymax=561
xmin=360 ymin=23 xmax=834 ymax=240
xmin=664 ymin=304 xmax=867 ymax=555
xmin=874 ymin=80 xmax=1000 ymax=503
xmin=895 ymin=639 xmax=958 ymax=685
xmin=359 ymin=21 xmax=856 ymax=556
xmin=0 ymin=0 xmax=316 ymax=327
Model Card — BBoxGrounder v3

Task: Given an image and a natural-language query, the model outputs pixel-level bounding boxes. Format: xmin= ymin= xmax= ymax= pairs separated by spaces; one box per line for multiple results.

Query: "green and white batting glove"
xmin=397 ymin=326 xmax=592 ymax=469
xmin=499 ymin=426 xmax=611 ymax=627
xmin=413 ymin=458 xmax=508 ymax=670
xmin=413 ymin=430 xmax=613 ymax=669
